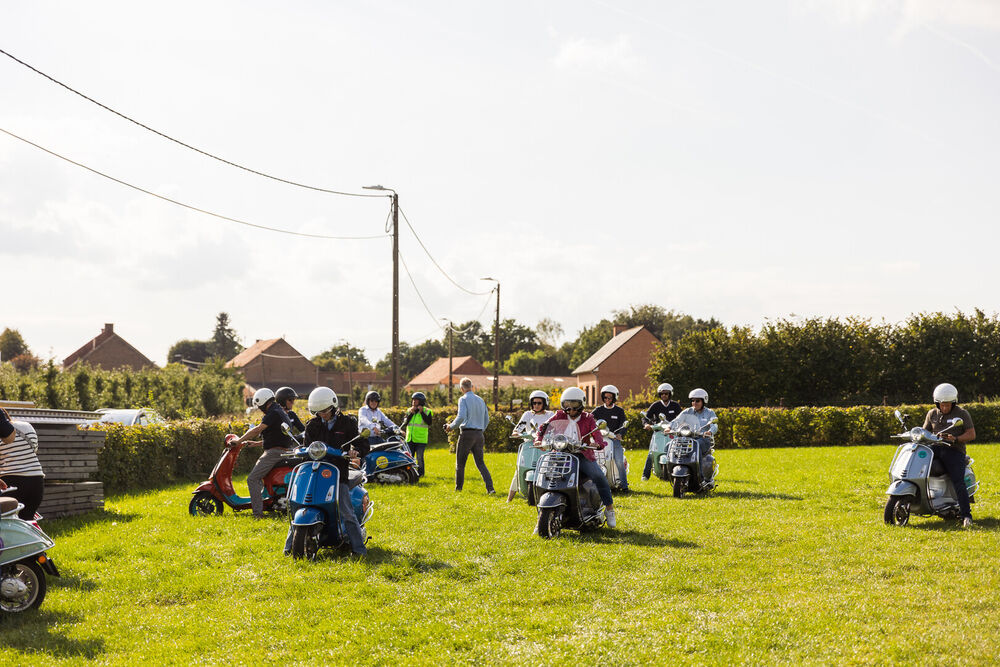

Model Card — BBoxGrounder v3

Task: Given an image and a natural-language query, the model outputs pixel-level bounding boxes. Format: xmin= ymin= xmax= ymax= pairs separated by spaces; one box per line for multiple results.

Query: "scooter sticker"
xmin=321 ymin=469 xmax=332 ymax=478
xmin=376 ymin=456 xmax=389 ymax=469
xmin=918 ymin=451 xmax=928 ymax=458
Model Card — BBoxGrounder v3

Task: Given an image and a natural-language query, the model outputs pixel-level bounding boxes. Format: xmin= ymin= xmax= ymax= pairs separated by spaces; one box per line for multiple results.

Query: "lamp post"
xmin=363 ymin=185 xmax=399 ymax=405
xmin=339 ymin=339 xmax=354 ymax=408
xmin=480 ymin=277 xmax=500 ymax=411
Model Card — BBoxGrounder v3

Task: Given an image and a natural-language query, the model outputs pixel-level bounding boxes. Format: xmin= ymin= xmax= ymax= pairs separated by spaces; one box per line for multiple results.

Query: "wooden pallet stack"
xmin=2 ymin=403 xmax=106 ymax=518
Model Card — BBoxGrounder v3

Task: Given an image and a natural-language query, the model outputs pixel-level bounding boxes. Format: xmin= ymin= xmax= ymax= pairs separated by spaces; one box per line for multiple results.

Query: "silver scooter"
xmin=593 ymin=421 xmax=630 ymax=492
xmin=884 ymin=410 xmax=978 ymax=526
xmin=1 ymin=490 xmax=60 ymax=613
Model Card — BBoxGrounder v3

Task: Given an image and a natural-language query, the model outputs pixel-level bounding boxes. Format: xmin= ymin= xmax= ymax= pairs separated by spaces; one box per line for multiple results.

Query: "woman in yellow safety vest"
xmin=400 ymin=392 xmax=433 ymax=477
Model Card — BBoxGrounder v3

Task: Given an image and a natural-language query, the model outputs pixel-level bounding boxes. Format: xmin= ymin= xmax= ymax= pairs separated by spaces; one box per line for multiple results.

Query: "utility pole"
xmin=364 ymin=185 xmax=400 ymax=405
xmin=448 ymin=321 xmax=454 ymax=404
xmin=480 ymin=277 xmax=500 ymax=411
xmin=344 ymin=342 xmax=354 ymax=408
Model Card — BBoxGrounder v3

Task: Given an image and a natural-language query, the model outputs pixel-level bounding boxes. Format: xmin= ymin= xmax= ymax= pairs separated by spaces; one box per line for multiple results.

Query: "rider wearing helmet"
xmin=672 ymin=388 xmax=719 ymax=484
xmin=923 ymin=382 xmax=976 ymax=528
xmin=400 ymin=391 xmax=433 ymax=477
xmin=642 ymin=382 xmax=683 ymax=481
xmin=507 ymin=389 xmax=557 ymax=501
xmin=535 ymin=387 xmax=617 ymax=528
xmin=232 ymin=387 xmax=295 ymax=519
xmin=592 ymin=384 xmax=630 ymax=493
xmin=358 ymin=390 xmax=398 ymax=446
xmin=275 ymin=386 xmax=305 ymax=437
xmin=289 ymin=387 xmax=366 ymax=555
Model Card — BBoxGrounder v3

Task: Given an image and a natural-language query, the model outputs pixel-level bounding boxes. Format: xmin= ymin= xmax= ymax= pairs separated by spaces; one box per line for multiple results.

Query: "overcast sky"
xmin=2 ymin=1 xmax=998 ymax=366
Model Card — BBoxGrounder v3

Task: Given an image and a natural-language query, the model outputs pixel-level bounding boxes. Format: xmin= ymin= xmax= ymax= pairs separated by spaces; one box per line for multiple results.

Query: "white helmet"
xmin=689 ymin=388 xmax=709 ymax=404
xmin=657 ymin=382 xmax=674 ymax=396
xmin=600 ymin=385 xmax=619 ymax=401
xmin=528 ymin=390 xmax=549 ymax=410
xmin=307 ymin=386 xmax=339 ymax=413
xmin=933 ymin=383 xmax=958 ymax=404
xmin=252 ymin=388 xmax=275 ymax=409
xmin=560 ymin=387 xmax=586 ymax=410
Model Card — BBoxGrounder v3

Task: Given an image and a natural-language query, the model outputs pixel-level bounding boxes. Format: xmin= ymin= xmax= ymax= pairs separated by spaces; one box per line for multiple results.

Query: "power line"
xmin=398 ymin=251 xmax=447 ymax=331
xmin=0 ymin=47 xmax=387 ymax=198
xmin=0 ymin=127 xmax=387 ymax=240
xmin=398 ymin=206 xmax=493 ymax=295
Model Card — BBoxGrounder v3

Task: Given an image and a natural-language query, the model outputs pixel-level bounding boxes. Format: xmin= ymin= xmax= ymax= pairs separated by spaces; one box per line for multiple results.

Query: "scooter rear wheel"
xmin=0 ymin=559 xmax=46 ymax=613
xmin=536 ymin=507 xmax=563 ymax=539
xmin=884 ymin=495 xmax=913 ymax=526
xmin=189 ymin=491 xmax=224 ymax=516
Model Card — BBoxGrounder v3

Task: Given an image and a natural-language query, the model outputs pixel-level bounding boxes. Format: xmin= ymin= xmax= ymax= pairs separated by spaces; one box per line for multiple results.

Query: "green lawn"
xmin=2 ymin=445 xmax=998 ymax=665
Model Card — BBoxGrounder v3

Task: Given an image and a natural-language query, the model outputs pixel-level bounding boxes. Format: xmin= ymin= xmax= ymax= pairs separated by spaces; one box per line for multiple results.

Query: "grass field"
xmin=2 ymin=444 xmax=999 ymax=665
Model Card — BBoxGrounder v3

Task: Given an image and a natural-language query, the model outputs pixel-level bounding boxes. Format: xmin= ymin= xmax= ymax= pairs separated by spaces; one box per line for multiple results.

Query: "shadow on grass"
xmin=575 ymin=528 xmax=698 ymax=549
xmin=906 ymin=516 xmax=1000 ymax=532
xmin=700 ymin=490 xmax=804 ymax=501
xmin=45 ymin=508 xmax=142 ymax=538
xmin=0 ymin=609 xmax=104 ymax=659
xmin=50 ymin=569 xmax=99 ymax=592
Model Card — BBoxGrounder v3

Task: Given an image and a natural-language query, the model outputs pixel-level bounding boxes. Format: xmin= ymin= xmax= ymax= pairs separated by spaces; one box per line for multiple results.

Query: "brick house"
xmin=405 ymin=356 xmax=489 ymax=392
xmin=63 ymin=323 xmax=156 ymax=371
xmin=572 ymin=325 xmax=660 ymax=406
xmin=226 ymin=338 xmax=319 ymax=398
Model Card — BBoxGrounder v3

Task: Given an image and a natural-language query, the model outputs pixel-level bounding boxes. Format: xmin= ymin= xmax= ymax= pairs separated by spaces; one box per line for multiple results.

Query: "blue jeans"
xmin=643 ymin=451 xmax=654 ymax=478
xmin=578 ymin=456 xmax=614 ymax=507
xmin=284 ymin=483 xmax=367 ymax=555
xmin=609 ymin=438 xmax=630 ymax=490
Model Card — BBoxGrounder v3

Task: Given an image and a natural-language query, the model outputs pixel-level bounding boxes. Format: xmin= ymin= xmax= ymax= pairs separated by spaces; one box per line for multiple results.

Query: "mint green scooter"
xmin=1 ymin=493 xmax=60 ymax=613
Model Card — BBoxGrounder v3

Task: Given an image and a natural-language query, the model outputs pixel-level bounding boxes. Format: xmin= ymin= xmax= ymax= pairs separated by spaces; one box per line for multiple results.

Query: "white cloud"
xmin=551 ymin=34 xmax=643 ymax=76
xmin=800 ymin=0 xmax=1000 ymax=31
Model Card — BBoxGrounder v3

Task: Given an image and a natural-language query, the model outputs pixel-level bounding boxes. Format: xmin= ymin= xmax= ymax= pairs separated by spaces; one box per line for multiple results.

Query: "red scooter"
xmin=188 ymin=434 xmax=301 ymax=516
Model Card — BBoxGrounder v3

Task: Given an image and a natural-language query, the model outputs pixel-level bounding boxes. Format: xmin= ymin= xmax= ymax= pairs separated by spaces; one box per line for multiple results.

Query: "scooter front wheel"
xmin=672 ymin=477 xmax=686 ymax=498
xmin=884 ymin=495 xmax=913 ymax=526
xmin=189 ymin=491 xmax=224 ymax=516
xmin=536 ymin=507 xmax=563 ymax=539
xmin=0 ymin=559 xmax=46 ymax=613
xmin=291 ymin=524 xmax=322 ymax=560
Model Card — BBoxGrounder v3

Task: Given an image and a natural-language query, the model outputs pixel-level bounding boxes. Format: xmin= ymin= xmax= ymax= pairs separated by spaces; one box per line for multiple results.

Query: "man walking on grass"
xmin=444 ymin=377 xmax=495 ymax=495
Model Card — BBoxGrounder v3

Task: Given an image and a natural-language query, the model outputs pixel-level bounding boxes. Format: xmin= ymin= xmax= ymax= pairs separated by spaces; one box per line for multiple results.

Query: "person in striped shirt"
xmin=0 ymin=407 xmax=45 ymax=520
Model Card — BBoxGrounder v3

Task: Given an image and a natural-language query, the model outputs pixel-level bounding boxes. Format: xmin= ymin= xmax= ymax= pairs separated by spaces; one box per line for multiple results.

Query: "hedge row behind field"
xmin=89 ymin=403 xmax=1000 ymax=494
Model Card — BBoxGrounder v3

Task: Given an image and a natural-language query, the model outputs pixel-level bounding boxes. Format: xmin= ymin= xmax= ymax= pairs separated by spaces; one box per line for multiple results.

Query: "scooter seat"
xmin=929 ymin=460 xmax=947 ymax=477
xmin=276 ymin=455 xmax=304 ymax=467
xmin=369 ymin=442 xmax=402 ymax=453
xmin=0 ymin=497 xmax=19 ymax=514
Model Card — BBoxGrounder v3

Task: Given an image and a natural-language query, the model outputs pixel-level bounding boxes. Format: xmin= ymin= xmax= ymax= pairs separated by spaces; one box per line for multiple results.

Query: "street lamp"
xmin=363 ymin=185 xmax=400 ymax=406
xmin=481 ymin=277 xmax=500 ymax=411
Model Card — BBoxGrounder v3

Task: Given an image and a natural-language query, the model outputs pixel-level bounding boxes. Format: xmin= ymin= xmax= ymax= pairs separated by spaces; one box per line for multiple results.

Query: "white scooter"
xmin=884 ymin=410 xmax=978 ymax=526
xmin=1 ymin=489 xmax=60 ymax=613
xmin=593 ymin=422 xmax=630 ymax=492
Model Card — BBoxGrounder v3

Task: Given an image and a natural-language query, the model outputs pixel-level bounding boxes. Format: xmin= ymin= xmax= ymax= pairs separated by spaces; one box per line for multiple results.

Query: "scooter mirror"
xmin=245 ymin=407 xmax=254 ymax=417
xmin=952 ymin=418 xmax=963 ymax=429
xmin=360 ymin=428 xmax=371 ymax=438
xmin=620 ymin=421 xmax=629 ymax=430
xmin=596 ymin=419 xmax=608 ymax=430
xmin=893 ymin=409 xmax=902 ymax=423
xmin=709 ymin=417 xmax=718 ymax=424
xmin=505 ymin=415 xmax=516 ymax=424
xmin=658 ymin=415 xmax=668 ymax=423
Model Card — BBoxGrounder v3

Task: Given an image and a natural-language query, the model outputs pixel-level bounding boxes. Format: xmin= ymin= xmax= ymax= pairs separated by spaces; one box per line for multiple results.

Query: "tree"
xmin=566 ymin=319 xmax=613 ymax=371
xmin=610 ymin=304 xmax=721 ymax=343
xmin=167 ymin=339 xmax=211 ymax=365
xmin=536 ymin=318 xmax=564 ymax=348
xmin=375 ymin=340 xmax=447 ymax=383
xmin=312 ymin=343 xmax=372 ymax=372
xmin=209 ymin=312 xmax=243 ymax=361
xmin=0 ymin=328 xmax=30 ymax=362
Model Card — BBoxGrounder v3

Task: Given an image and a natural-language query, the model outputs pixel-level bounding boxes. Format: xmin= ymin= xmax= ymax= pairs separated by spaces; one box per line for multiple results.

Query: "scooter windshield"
xmin=542 ymin=419 xmax=581 ymax=446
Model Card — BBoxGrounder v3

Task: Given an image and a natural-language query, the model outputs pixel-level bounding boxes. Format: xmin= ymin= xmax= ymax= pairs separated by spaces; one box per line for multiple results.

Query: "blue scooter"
xmin=287 ymin=433 xmax=374 ymax=560
xmin=362 ymin=427 xmax=419 ymax=484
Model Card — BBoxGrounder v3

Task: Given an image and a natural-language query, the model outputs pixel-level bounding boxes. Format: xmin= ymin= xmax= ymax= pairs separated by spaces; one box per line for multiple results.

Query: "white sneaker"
xmin=606 ymin=509 xmax=616 ymax=528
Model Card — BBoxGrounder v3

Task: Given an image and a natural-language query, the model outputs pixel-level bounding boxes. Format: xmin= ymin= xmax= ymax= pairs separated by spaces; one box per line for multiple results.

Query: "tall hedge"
xmin=648 ymin=311 xmax=1000 ymax=407
xmin=0 ymin=362 xmax=244 ymax=418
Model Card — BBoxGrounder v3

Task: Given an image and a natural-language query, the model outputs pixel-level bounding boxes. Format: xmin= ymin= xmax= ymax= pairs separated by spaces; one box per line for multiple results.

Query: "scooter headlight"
xmin=307 ymin=441 xmax=328 ymax=460
xmin=679 ymin=427 xmax=693 ymax=437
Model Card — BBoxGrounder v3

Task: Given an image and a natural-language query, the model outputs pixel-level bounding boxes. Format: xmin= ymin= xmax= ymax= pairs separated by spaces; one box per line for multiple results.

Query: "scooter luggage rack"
xmin=537 ymin=452 xmax=574 ymax=478
xmin=668 ymin=438 xmax=695 ymax=456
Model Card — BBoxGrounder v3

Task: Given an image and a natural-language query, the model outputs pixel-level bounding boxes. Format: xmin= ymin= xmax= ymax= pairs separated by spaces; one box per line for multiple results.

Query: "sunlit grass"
xmin=2 ymin=444 xmax=998 ymax=664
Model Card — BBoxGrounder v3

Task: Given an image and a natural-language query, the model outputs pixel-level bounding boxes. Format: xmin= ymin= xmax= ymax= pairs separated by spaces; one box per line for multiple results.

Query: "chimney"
xmin=612 ymin=323 xmax=628 ymax=337
xmin=104 ymin=323 xmax=114 ymax=334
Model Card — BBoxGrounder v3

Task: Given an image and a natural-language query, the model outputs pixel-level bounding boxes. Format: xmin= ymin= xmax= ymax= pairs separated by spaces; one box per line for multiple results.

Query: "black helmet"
xmin=411 ymin=391 xmax=427 ymax=406
xmin=275 ymin=386 xmax=298 ymax=404
xmin=365 ymin=390 xmax=381 ymax=404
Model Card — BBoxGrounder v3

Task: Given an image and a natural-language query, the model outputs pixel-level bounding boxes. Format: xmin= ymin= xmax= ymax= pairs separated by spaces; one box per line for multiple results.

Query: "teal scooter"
xmin=1 ymin=492 xmax=59 ymax=613
xmin=505 ymin=416 xmax=543 ymax=503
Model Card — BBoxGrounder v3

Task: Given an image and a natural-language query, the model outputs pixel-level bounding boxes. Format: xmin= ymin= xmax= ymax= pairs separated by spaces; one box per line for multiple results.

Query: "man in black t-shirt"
xmin=923 ymin=383 xmax=976 ymax=527
xmin=642 ymin=383 xmax=682 ymax=481
xmin=592 ymin=385 xmax=630 ymax=492
xmin=232 ymin=388 xmax=294 ymax=518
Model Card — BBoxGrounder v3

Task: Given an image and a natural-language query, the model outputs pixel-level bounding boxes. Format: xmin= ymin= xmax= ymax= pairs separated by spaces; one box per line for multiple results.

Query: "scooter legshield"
xmin=288 ymin=461 xmax=341 ymax=507
xmin=886 ymin=480 xmax=919 ymax=497
xmin=536 ymin=491 xmax=568 ymax=509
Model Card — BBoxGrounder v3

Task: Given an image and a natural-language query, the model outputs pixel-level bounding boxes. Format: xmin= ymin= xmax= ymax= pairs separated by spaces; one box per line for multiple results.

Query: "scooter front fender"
xmin=887 ymin=480 xmax=919 ymax=497
xmin=671 ymin=465 xmax=690 ymax=478
xmin=536 ymin=491 xmax=567 ymax=510
xmin=291 ymin=506 xmax=325 ymax=527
